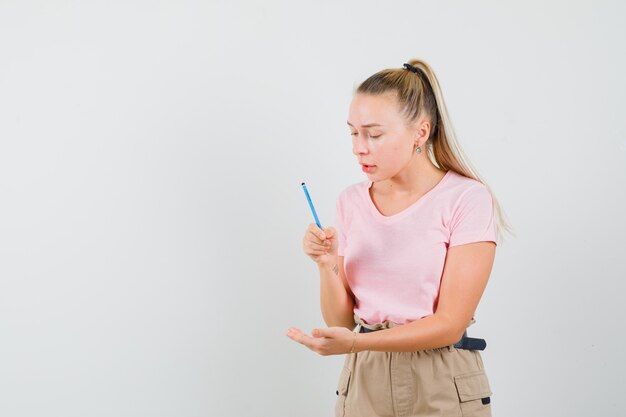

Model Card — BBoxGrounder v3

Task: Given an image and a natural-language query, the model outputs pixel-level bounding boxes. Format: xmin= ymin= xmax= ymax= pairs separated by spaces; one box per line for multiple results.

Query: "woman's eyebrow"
xmin=347 ymin=121 xmax=384 ymax=128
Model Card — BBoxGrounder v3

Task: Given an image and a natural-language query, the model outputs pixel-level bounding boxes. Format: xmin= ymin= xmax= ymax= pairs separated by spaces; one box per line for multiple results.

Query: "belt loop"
xmin=353 ymin=313 xmax=362 ymax=334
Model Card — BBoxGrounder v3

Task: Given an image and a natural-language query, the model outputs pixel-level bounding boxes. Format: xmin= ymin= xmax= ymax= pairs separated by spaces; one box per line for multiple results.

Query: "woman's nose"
xmin=352 ymin=135 xmax=368 ymax=155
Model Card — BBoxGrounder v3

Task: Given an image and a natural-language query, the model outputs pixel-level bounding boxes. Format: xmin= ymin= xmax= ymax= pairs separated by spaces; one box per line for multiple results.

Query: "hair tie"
xmin=403 ymin=63 xmax=419 ymax=74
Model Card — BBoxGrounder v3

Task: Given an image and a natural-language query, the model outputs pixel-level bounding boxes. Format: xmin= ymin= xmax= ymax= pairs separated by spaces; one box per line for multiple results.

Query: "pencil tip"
xmin=301 ymin=182 xmax=305 ymax=186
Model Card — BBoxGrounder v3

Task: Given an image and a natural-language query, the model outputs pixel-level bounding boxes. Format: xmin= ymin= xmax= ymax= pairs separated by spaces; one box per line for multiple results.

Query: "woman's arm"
xmin=354 ymin=241 xmax=496 ymax=352
xmin=287 ymin=241 xmax=496 ymax=355
xmin=319 ymin=255 xmax=356 ymax=329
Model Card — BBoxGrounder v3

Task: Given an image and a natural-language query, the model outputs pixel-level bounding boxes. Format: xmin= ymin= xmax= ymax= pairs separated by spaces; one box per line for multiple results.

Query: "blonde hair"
xmin=356 ymin=58 xmax=514 ymax=242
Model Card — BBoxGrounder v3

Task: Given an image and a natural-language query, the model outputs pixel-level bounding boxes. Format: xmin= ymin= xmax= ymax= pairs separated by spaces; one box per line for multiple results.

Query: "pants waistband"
xmin=353 ymin=314 xmax=486 ymax=351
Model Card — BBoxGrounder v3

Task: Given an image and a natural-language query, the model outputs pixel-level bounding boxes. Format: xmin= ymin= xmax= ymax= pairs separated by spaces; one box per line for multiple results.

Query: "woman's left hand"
xmin=286 ymin=326 xmax=356 ymax=356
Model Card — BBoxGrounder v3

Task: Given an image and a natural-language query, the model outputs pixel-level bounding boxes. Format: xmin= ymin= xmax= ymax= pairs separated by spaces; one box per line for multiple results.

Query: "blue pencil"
xmin=301 ymin=182 xmax=322 ymax=229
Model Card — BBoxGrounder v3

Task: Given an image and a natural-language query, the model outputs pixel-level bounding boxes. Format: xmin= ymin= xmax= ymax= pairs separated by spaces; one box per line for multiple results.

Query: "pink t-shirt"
xmin=335 ymin=170 xmax=497 ymax=325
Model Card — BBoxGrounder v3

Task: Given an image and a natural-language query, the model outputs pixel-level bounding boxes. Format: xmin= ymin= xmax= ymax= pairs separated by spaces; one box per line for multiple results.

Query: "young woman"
xmin=287 ymin=59 xmax=511 ymax=417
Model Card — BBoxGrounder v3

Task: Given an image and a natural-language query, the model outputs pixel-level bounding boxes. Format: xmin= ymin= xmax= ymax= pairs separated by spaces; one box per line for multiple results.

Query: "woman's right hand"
xmin=302 ymin=223 xmax=338 ymax=266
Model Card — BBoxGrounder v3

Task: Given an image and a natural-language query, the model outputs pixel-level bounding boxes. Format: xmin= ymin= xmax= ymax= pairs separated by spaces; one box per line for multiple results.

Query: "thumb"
xmin=312 ymin=328 xmax=330 ymax=338
xmin=323 ymin=226 xmax=336 ymax=238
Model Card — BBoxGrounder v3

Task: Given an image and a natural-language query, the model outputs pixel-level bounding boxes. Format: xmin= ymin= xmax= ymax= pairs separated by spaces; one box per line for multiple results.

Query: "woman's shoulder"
xmin=339 ymin=179 xmax=369 ymax=195
xmin=336 ymin=180 xmax=369 ymax=204
xmin=444 ymin=170 xmax=490 ymax=195
xmin=441 ymin=171 xmax=494 ymax=215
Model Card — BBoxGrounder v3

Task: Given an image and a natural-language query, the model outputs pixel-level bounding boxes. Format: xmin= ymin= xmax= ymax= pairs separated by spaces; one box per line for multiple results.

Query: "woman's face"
xmin=347 ymin=93 xmax=419 ymax=182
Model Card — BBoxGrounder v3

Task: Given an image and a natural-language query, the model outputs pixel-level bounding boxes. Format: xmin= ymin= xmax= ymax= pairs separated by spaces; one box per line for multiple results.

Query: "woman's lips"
xmin=361 ymin=164 xmax=376 ymax=173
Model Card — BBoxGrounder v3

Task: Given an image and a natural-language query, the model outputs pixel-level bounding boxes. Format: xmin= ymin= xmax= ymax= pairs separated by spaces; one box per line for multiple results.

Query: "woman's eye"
xmin=350 ymin=132 xmax=381 ymax=138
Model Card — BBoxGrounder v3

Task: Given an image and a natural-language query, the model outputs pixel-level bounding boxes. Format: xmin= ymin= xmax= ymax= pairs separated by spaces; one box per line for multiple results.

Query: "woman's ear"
xmin=415 ymin=119 xmax=431 ymax=147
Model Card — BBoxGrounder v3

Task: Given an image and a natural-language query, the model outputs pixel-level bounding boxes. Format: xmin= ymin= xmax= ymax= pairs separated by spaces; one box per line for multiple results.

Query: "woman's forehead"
xmin=348 ymin=93 xmax=403 ymax=126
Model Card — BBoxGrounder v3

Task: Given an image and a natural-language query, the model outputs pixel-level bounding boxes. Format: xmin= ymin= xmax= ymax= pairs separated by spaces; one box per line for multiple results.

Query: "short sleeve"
xmin=335 ymin=196 xmax=347 ymax=256
xmin=449 ymin=185 xmax=497 ymax=247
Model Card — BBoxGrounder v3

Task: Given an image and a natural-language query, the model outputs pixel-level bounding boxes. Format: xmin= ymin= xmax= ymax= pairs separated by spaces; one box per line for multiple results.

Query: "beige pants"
xmin=335 ymin=315 xmax=492 ymax=417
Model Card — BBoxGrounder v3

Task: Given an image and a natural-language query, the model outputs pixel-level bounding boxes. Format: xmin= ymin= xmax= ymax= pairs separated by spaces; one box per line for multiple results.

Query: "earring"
xmin=415 ymin=146 xmax=422 ymax=154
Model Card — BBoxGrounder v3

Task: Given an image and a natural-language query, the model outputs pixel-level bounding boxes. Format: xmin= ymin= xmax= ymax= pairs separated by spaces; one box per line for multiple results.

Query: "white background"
xmin=1 ymin=1 xmax=624 ymax=416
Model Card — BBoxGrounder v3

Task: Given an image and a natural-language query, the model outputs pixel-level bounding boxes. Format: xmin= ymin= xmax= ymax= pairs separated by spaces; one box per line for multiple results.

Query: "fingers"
xmin=286 ymin=327 xmax=317 ymax=350
xmin=309 ymin=224 xmax=328 ymax=242
xmin=287 ymin=327 xmax=341 ymax=356
xmin=303 ymin=224 xmax=332 ymax=254
xmin=288 ymin=327 xmax=335 ymax=354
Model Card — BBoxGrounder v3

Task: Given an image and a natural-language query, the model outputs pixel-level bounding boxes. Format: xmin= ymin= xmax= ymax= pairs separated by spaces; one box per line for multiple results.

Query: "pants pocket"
xmin=453 ymin=370 xmax=492 ymax=417
xmin=334 ymin=365 xmax=352 ymax=417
